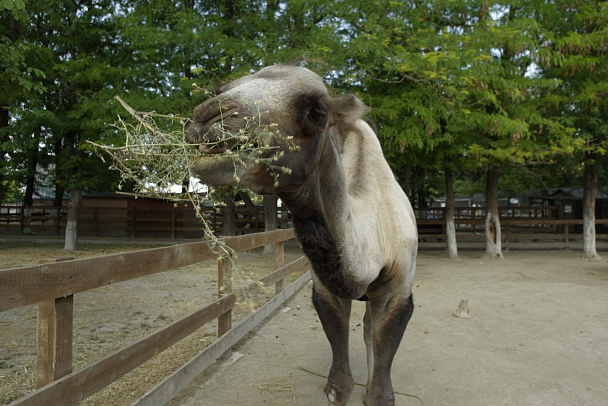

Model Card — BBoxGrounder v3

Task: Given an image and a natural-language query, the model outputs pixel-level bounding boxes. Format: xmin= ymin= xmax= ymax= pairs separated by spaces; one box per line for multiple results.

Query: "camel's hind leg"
xmin=364 ymin=293 xmax=414 ymax=406
xmin=312 ymin=286 xmax=354 ymax=406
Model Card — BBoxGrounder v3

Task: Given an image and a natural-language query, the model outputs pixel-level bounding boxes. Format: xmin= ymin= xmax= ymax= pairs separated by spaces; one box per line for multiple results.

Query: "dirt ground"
xmin=169 ymin=249 xmax=608 ymax=406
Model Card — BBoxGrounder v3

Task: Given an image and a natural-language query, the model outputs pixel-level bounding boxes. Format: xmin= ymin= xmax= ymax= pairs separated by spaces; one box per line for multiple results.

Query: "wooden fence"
xmin=416 ymin=206 xmax=608 ymax=246
xmin=3 ymin=204 xmax=608 ymax=247
xmin=0 ymin=229 xmax=311 ymax=406
xmin=0 ymin=205 xmax=292 ymax=238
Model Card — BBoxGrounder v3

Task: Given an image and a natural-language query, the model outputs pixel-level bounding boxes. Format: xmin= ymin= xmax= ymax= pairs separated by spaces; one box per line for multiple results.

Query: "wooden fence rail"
xmin=0 ymin=205 xmax=293 ymax=238
xmin=417 ymin=217 xmax=608 ymax=245
xmin=3 ymin=204 xmax=608 ymax=247
xmin=1 ymin=228 xmax=312 ymax=406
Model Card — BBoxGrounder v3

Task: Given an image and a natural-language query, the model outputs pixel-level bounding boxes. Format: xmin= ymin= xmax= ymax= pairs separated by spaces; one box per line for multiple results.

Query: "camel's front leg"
xmin=312 ymin=286 xmax=354 ymax=406
xmin=364 ymin=294 xmax=414 ymax=406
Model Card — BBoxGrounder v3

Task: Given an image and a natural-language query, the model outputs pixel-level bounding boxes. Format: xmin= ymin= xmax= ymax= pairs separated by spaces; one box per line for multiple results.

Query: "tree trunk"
xmin=63 ymin=129 xmax=83 ymax=251
xmin=0 ymin=108 xmax=9 ymax=206
xmin=52 ymin=183 xmax=66 ymax=233
xmin=52 ymin=137 xmax=65 ymax=207
xmin=262 ymin=195 xmax=278 ymax=254
xmin=582 ymin=153 xmax=601 ymax=260
xmin=445 ymin=164 xmax=458 ymax=259
xmin=222 ymin=187 xmax=236 ymax=236
xmin=484 ymin=165 xmax=503 ymax=259
xmin=22 ymin=129 xmax=41 ymax=235
xmin=64 ymin=188 xmax=83 ymax=252
xmin=51 ymin=137 xmax=65 ymax=231
xmin=415 ymin=167 xmax=430 ymax=211
xmin=53 ymin=183 xmax=65 ymax=207
xmin=401 ymin=149 xmax=412 ymax=198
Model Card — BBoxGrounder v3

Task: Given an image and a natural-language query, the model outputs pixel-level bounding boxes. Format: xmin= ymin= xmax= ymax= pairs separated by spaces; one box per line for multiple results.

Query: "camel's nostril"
xmin=193 ymin=99 xmax=239 ymax=125
xmin=189 ymin=98 xmax=242 ymax=147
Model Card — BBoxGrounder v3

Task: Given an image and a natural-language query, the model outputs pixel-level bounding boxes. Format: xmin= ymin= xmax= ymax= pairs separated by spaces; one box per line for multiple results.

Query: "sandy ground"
xmin=169 ymin=250 xmax=608 ymax=406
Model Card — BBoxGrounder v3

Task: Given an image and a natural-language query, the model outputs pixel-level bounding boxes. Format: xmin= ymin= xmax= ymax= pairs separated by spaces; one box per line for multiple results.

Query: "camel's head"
xmin=185 ymin=64 xmax=367 ymax=195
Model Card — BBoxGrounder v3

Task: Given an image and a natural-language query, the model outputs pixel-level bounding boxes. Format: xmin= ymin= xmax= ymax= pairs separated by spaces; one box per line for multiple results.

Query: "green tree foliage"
xmin=6 ymin=0 xmax=132 ymax=203
xmin=1 ymin=0 xmax=606 ymax=246
xmin=536 ymin=1 xmax=608 ymax=152
xmin=532 ymin=1 xmax=608 ymax=258
xmin=0 ymin=0 xmax=46 ymax=204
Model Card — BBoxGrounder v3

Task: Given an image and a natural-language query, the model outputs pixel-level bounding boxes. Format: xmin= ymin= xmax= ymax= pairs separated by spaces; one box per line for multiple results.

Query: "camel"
xmin=186 ymin=64 xmax=417 ymax=406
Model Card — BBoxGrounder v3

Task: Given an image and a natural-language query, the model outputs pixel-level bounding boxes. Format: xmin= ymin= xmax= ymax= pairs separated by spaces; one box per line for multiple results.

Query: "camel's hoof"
xmin=325 ymin=379 xmax=353 ymax=406
xmin=327 ymin=387 xmax=337 ymax=403
xmin=364 ymin=388 xmax=395 ymax=406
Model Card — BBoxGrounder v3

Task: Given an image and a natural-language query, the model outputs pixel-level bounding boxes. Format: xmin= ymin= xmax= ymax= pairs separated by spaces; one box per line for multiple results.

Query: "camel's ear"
xmin=330 ymin=94 xmax=370 ymax=128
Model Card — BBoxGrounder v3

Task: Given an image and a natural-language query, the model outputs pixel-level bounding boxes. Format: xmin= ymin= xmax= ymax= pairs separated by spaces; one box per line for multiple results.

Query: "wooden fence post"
xmin=36 ymin=295 xmax=74 ymax=388
xmin=274 ymin=241 xmax=285 ymax=294
xmin=217 ymin=256 xmax=232 ymax=337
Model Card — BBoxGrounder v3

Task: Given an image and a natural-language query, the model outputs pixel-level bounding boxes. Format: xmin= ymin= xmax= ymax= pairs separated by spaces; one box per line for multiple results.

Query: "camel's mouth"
xmin=186 ymin=96 xmax=290 ymax=167
xmin=186 ymin=98 xmax=246 ymax=153
xmin=197 ymin=144 xmax=224 ymax=154
xmin=194 ymin=123 xmax=240 ymax=155
xmin=187 ymin=114 xmax=247 ymax=156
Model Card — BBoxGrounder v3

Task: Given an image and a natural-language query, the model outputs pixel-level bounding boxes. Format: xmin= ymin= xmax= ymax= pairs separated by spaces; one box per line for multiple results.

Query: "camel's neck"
xmin=278 ymin=124 xmax=381 ymax=299
xmin=280 ymin=135 xmax=347 ymax=224
xmin=279 ymin=128 xmax=350 ymax=234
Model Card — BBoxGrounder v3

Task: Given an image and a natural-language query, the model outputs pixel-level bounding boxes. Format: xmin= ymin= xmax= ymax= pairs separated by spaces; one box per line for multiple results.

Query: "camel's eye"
xmin=297 ymin=93 xmax=330 ymax=137
xmin=308 ymin=107 xmax=327 ymax=126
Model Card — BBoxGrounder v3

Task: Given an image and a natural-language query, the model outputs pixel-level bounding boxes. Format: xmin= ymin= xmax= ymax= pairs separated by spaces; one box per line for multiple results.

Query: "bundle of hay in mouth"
xmin=90 ymin=96 xmax=298 ymax=299
xmin=184 ymin=96 xmax=298 ymax=189
xmin=90 ymin=96 xmax=295 ymax=224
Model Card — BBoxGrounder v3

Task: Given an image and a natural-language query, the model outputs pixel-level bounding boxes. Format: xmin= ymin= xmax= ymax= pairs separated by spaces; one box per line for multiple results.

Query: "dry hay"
xmin=89 ymin=96 xmax=296 ymax=249
xmin=89 ymin=96 xmax=297 ymax=284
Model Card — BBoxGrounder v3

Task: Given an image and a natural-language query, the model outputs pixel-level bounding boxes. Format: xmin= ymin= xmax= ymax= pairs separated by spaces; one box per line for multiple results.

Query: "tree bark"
xmin=51 ymin=137 xmax=65 ymax=231
xmin=582 ymin=153 xmax=601 ymax=260
xmin=445 ymin=164 xmax=458 ymax=259
xmin=52 ymin=137 xmax=65 ymax=207
xmin=64 ymin=188 xmax=82 ymax=252
xmin=22 ymin=129 xmax=41 ymax=235
xmin=0 ymin=108 xmax=9 ymax=206
xmin=484 ymin=165 xmax=503 ymax=259
xmin=53 ymin=183 xmax=65 ymax=207
xmin=63 ymin=130 xmax=83 ymax=252
xmin=262 ymin=194 xmax=278 ymax=254
xmin=402 ymin=160 xmax=412 ymax=199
